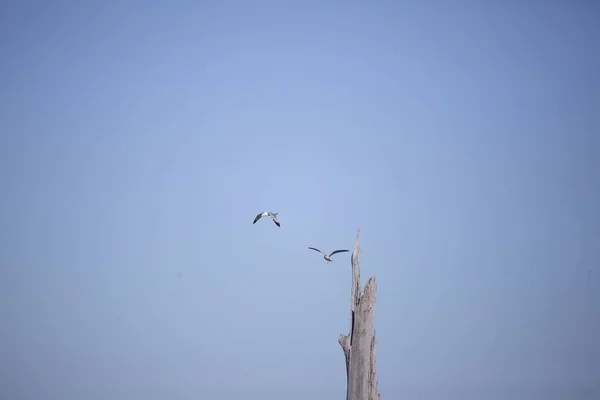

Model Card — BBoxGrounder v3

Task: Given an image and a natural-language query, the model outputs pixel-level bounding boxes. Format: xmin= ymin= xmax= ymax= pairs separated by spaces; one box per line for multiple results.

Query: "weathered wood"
xmin=339 ymin=228 xmax=380 ymax=400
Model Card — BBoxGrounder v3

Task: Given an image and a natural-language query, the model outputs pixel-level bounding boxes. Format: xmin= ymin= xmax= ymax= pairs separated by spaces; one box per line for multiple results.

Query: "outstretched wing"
xmin=329 ymin=249 xmax=350 ymax=257
xmin=272 ymin=218 xmax=280 ymax=227
xmin=308 ymin=247 xmax=325 ymax=255
xmin=253 ymin=213 xmax=264 ymax=224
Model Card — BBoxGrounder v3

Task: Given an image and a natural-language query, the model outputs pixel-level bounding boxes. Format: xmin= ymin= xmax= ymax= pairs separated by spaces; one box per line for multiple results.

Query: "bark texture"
xmin=339 ymin=228 xmax=380 ymax=400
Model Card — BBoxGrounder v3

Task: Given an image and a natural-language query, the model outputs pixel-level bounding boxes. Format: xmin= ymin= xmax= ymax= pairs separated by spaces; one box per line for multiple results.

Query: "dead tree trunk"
xmin=339 ymin=228 xmax=380 ymax=400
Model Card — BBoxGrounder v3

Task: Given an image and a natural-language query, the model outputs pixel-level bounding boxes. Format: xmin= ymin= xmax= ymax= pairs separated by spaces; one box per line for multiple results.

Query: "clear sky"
xmin=1 ymin=1 xmax=599 ymax=399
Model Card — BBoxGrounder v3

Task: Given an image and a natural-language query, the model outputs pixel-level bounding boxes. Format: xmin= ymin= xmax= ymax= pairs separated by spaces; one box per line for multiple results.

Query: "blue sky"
xmin=1 ymin=1 xmax=599 ymax=399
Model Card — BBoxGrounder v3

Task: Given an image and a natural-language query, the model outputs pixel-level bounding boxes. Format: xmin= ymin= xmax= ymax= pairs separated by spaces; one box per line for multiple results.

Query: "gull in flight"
xmin=308 ymin=247 xmax=349 ymax=263
xmin=253 ymin=211 xmax=280 ymax=227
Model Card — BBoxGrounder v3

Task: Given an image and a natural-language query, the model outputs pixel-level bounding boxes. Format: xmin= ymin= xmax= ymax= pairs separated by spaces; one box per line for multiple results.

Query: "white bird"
xmin=253 ymin=211 xmax=280 ymax=228
xmin=308 ymin=247 xmax=349 ymax=263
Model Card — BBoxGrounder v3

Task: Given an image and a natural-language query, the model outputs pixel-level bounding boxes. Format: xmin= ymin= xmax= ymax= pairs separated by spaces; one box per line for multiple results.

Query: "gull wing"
xmin=253 ymin=213 xmax=264 ymax=224
xmin=308 ymin=247 xmax=325 ymax=255
xmin=329 ymin=249 xmax=350 ymax=257
xmin=272 ymin=218 xmax=280 ymax=227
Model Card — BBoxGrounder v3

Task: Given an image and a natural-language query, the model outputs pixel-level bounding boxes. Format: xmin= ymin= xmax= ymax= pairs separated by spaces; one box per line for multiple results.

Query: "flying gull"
xmin=308 ymin=247 xmax=349 ymax=263
xmin=253 ymin=211 xmax=280 ymax=227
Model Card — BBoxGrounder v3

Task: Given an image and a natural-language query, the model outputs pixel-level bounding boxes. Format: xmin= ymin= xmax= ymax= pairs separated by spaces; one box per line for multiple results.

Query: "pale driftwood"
xmin=339 ymin=228 xmax=380 ymax=400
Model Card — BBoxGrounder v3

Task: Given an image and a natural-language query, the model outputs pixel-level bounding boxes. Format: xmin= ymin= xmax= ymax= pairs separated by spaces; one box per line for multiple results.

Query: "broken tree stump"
xmin=339 ymin=228 xmax=380 ymax=400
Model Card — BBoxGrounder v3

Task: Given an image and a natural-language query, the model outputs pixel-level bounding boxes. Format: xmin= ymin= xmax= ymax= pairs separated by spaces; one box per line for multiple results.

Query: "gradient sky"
xmin=1 ymin=1 xmax=599 ymax=399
